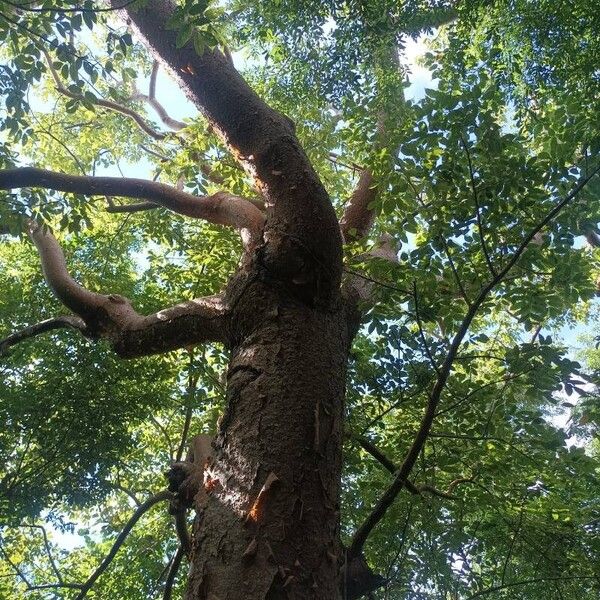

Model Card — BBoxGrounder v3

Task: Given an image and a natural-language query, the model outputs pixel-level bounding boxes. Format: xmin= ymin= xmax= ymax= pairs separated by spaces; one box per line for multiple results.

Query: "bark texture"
xmin=183 ymin=273 xmax=350 ymax=599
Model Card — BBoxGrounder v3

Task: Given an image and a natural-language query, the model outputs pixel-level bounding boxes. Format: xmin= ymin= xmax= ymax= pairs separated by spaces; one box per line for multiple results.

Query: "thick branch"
xmin=116 ymin=0 xmax=343 ymax=300
xmin=25 ymin=224 xmax=230 ymax=357
xmin=74 ymin=490 xmax=172 ymax=600
xmin=0 ymin=315 xmax=87 ymax=354
xmin=0 ymin=167 xmax=264 ymax=249
xmin=348 ymin=163 xmax=600 ymax=558
xmin=340 ymin=169 xmax=378 ymax=241
xmin=340 ymin=47 xmax=401 ymax=242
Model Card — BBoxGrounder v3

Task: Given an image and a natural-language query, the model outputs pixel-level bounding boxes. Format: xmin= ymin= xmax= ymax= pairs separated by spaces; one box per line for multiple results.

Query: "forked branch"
xmin=42 ymin=49 xmax=169 ymax=141
xmin=17 ymin=223 xmax=231 ymax=358
xmin=132 ymin=61 xmax=187 ymax=131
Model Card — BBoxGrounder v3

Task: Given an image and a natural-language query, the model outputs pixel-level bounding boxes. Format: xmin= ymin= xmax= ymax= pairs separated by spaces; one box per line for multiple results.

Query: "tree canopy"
xmin=1 ymin=0 xmax=600 ymax=599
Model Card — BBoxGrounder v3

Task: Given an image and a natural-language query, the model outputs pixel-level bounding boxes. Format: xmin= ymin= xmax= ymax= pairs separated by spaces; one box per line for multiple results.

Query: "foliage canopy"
xmin=1 ymin=0 xmax=600 ymax=598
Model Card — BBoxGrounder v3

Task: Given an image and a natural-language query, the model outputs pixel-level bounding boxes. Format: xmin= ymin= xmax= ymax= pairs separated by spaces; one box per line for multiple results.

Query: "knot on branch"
xmin=165 ymin=461 xmax=203 ymax=513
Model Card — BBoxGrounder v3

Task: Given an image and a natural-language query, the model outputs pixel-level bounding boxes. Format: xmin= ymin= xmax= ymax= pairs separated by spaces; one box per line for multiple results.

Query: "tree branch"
xmin=464 ymin=576 xmax=598 ymax=600
xmin=0 ymin=167 xmax=265 ymax=249
xmin=350 ymin=434 xmax=458 ymax=500
xmin=0 ymin=540 xmax=82 ymax=592
xmin=348 ymin=163 xmax=600 ymax=558
xmin=162 ymin=545 xmax=184 ymax=600
xmin=0 ymin=315 xmax=87 ymax=355
xmin=23 ymin=223 xmax=230 ymax=357
xmin=460 ymin=135 xmax=496 ymax=276
xmin=132 ymin=61 xmax=187 ymax=131
xmin=73 ymin=490 xmax=172 ymax=600
xmin=42 ymin=49 xmax=169 ymax=141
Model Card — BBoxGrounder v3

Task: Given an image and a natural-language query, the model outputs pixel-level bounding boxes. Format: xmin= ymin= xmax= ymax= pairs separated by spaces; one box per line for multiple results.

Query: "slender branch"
xmin=348 ymin=163 xmax=600 ymax=558
xmin=0 ymin=167 xmax=265 ymax=248
xmin=413 ymin=280 xmax=440 ymax=375
xmin=501 ymin=507 xmax=524 ymax=585
xmin=73 ymin=490 xmax=172 ymax=600
xmin=350 ymin=434 xmax=457 ymax=499
xmin=0 ymin=541 xmax=82 ymax=591
xmin=42 ymin=49 xmax=169 ymax=140
xmin=460 ymin=135 xmax=496 ymax=276
xmin=464 ymin=576 xmax=598 ymax=600
xmin=0 ymin=315 xmax=87 ymax=355
xmin=132 ymin=61 xmax=186 ymax=131
xmin=439 ymin=235 xmax=471 ymax=305
xmin=21 ymin=525 xmax=64 ymax=584
xmin=162 ymin=545 xmax=184 ymax=600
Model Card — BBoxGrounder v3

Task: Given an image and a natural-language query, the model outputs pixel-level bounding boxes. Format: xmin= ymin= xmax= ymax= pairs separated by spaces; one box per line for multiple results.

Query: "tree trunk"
xmin=186 ymin=275 xmax=350 ymax=599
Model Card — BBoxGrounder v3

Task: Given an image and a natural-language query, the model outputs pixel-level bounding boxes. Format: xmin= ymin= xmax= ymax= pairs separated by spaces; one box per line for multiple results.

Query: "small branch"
xmin=501 ymin=507 xmax=524 ymax=585
xmin=133 ymin=61 xmax=187 ymax=131
xmin=73 ymin=490 xmax=172 ymax=600
xmin=350 ymin=434 xmax=458 ymax=500
xmin=348 ymin=163 xmax=600 ymax=558
xmin=413 ymin=280 xmax=440 ymax=375
xmin=0 ymin=541 xmax=82 ymax=592
xmin=460 ymin=135 xmax=496 ymax=276
xmin=464 ymin=576 xmax=598 ymax=600
xmin=439 ymin=235 xmax=471 ymax=306
xmin=42 ymin=50 xmax=169 ymax=140
xmin=0 ymin=315 xmax=87 ymax=355
xmin=0 ymin=167 xmax=265 ymax=249
xmin=162 ymin=546 xmax=184 ymax=600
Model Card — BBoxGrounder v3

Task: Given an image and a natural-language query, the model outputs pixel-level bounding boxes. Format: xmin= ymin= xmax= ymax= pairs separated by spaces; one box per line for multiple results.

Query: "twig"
xmin=460 ymin=134 xmax=496 ymax=276
xmin=162 ymin=545 xmax=184 ymax=600
xmin=73 ymin=490 xmax=172 ymax=600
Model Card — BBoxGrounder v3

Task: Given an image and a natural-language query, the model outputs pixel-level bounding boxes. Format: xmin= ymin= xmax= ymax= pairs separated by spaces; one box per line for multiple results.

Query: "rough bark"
xmin=181 ymin=271 xmax=350 ymax=600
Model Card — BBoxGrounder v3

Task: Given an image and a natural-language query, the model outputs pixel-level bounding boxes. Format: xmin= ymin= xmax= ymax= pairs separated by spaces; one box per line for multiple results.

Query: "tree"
xmin=1 ymin=0 xmax=600 ymax=599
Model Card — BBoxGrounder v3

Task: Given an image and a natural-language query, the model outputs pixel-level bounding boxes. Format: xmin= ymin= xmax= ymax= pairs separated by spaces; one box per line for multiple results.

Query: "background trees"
xmin=1 ymin=0 xmax=600 ymax=598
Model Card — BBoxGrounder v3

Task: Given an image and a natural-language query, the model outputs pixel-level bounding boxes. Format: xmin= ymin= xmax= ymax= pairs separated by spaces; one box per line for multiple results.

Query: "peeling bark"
xmin=184 ymin=272 xmax=351 ymax=600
